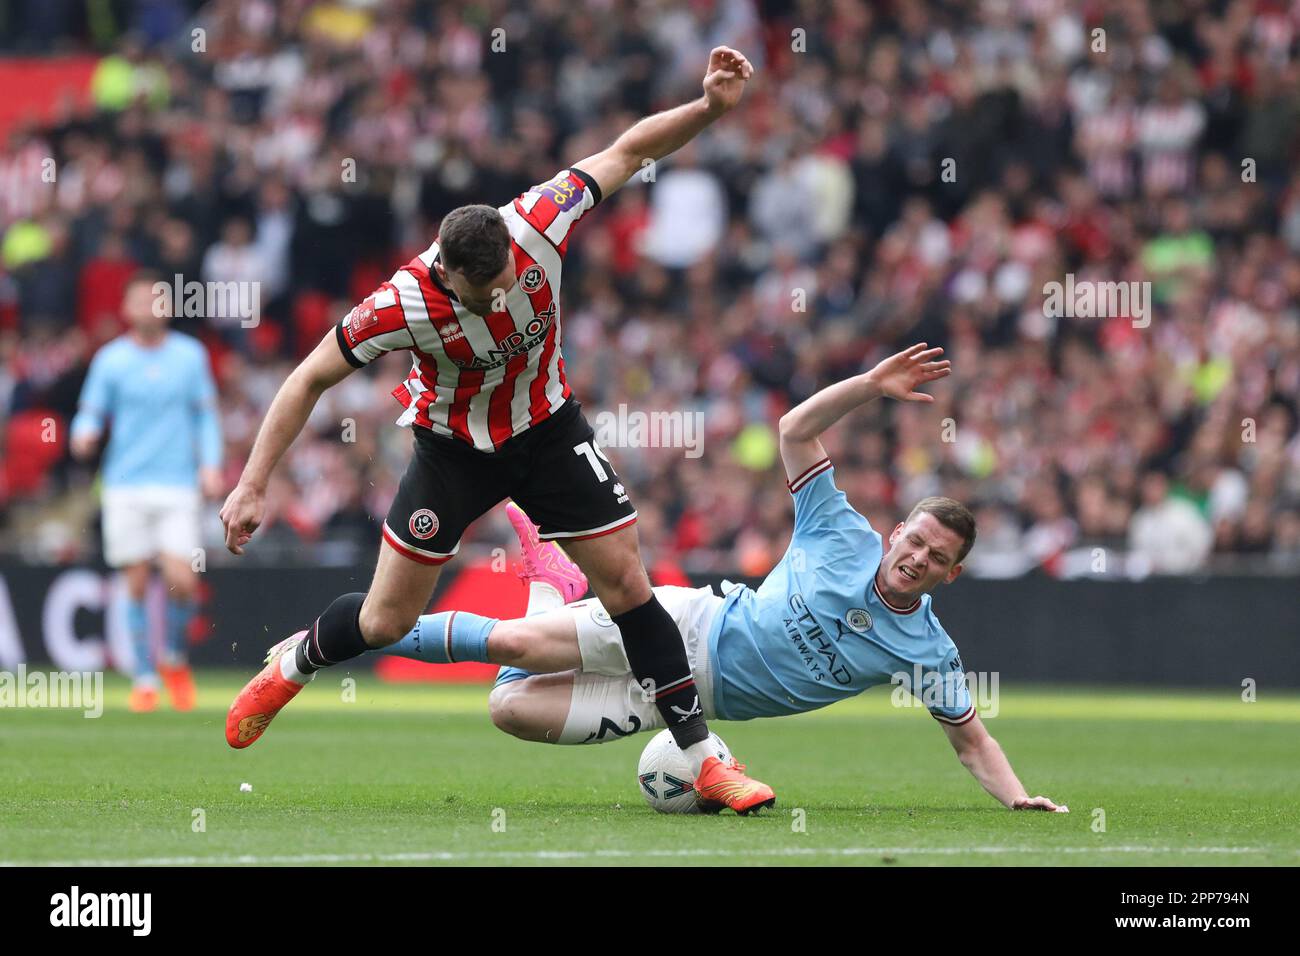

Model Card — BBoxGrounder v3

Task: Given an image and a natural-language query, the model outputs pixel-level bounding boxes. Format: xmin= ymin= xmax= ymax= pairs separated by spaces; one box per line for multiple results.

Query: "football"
xmin=636 ymin=729 xmax=731 ymax=814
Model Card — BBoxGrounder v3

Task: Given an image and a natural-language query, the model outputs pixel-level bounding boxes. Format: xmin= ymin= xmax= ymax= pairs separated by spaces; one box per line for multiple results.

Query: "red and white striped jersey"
xmin=335 ymin=167 xmax=601 ymax=452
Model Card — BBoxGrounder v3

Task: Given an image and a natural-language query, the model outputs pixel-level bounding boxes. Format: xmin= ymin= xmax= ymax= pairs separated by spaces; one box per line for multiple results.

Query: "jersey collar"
xmin=428 ymin=247 xmax=461 ymax=302
xmin=872 ymin=577 xmax=921 ymax=615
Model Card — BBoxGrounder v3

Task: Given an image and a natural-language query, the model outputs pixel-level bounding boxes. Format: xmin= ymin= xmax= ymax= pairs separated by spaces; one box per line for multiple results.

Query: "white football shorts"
xmin=557 ymin=584 xmax=725 ymax=744
xmin=101 ymin=485 xmax=201 ymax=568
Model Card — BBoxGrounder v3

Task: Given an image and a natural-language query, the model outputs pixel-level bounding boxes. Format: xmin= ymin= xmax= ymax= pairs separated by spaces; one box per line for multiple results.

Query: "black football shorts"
xmin=382 ymin=400 xmax=637 ymax=564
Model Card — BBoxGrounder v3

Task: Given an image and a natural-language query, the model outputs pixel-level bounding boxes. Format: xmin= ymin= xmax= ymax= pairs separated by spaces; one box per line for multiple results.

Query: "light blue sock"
xmin=125 ymin=597 xmax=154 ymax=682
xmin=381 ymin=611 xmax=497 ymax=663
xmin=163 ymin=597 xmax=195 ymax=667
xmin=494 ymin=666 xmax=533 ymax=688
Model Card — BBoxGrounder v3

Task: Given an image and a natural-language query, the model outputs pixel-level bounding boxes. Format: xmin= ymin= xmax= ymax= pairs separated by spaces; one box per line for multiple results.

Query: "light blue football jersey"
xmin=71 ymin=332 xmax=222 ymax=489
xmin=708 ymin=460 xmax=974 ymax=725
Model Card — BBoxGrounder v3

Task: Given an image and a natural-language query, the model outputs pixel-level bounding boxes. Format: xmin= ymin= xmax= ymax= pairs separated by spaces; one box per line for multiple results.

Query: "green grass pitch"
xmin=2 ymin=674 xmax=1298 ymax=866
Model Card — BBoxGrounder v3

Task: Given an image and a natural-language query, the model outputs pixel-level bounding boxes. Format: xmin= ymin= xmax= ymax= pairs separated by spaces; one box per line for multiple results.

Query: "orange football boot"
xmin=693 ymin=756 xmax=777 ymax=815
xmin=127 ymin=685 xmax=159 ymax=713
xmin=225 ymin=632 xmax=309 ymax=749
xmin=158 ymin=664 xmax=196 ymax=711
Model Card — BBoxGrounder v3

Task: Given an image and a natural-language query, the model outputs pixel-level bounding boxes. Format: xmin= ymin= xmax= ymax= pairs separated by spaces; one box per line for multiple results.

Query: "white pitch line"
xmin=1 ymin=845 xmax=1288 ymax=867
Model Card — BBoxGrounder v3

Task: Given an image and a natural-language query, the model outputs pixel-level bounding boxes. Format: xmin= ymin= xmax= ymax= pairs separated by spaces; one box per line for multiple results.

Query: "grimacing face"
xmin=878 ymin=511 xmax=966 ymax=602
xmin=437 ymin=251 xmax=517 ymax=316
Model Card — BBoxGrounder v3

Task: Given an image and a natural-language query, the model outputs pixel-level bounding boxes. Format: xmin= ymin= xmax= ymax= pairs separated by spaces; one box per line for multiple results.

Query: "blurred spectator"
xmin=639 ymin=144 xmax=727 ymax=268
xmin=1128 ymin=471 xmax=1214 ymax=573
xmin=0 ymin=0 xmax=1297 ymax=577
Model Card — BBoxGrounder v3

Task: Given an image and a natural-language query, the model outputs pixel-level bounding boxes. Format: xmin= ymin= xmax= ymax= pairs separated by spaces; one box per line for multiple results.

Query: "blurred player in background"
xmin=71 ymin=271 xmax=223 ymax=712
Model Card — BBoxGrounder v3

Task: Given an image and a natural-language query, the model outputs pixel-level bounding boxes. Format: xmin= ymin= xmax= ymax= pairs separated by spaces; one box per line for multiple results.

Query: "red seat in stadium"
xmin=2 ymin=408 xmax=65 ymax=498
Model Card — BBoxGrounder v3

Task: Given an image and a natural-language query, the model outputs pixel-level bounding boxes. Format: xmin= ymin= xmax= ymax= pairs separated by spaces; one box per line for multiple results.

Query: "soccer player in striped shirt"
xmin=220 ymin=47 xmax=774 ymax=812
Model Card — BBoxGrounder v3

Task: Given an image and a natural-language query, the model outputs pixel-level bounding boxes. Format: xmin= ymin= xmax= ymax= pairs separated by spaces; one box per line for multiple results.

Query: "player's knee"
xmin=164 ymin=571 xmax=197 ymax=601
xmin=357 ymin=601 xmax=416 ymax=648
xmin=488 ymin=683 xmax=540 ymax=741
xmin=487 ymin=685 xmax=516 ymax=735
xmin=596 ymin=561 xmax=652 ymax=615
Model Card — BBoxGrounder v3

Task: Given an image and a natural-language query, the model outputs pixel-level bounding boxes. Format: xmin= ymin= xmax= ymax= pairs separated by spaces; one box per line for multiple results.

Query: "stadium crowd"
xmin=2 ymin=0 xmax=1299 ymax=577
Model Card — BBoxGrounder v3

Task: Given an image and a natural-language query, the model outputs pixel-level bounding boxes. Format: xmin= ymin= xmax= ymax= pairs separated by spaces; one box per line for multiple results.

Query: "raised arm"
xmin=573 ymin=46 xmax=753 ymax=199
xmin=778 ymin=343 xmax=949 ymax=481
xmin=219 ymin=331 xmax=356 ymax=554
xmin=941 ymin=714 xmax=1067 ymax=811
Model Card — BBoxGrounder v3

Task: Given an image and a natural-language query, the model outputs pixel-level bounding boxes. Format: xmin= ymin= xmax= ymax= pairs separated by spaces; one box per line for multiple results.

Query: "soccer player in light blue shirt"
xmin=378 ymin=344 xmax=1065 ymax=812
xmin=71 ymin=271 xmax=223 ymax=712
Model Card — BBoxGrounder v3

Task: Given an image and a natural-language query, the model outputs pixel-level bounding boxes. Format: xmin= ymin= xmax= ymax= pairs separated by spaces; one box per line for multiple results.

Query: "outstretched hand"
xmin=703 ymin=46 xmax=753 ymax=114
xmin=1013 ymin=795 xmax=1069 ymax=813
xmin=869 ymin=343 xmax=951 ymax=403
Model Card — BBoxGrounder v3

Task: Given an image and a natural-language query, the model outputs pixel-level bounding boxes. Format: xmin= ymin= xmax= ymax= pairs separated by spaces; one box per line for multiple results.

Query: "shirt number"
xmin=573 ymin=441 xmax=610 ymax=482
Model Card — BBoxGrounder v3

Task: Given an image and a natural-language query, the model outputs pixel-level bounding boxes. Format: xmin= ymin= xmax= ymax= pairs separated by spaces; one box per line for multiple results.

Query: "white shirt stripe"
xmin=502 ymin=205 xmax=568 ymax=424
xmin=416 ymin=240 xmax=439 ymax=269
xmin=390 ymin=268 xmax=455 ymax=431
xmin=503 ymin=205 xmax=563 ymax=280
xmin=353 ymin=326 xmax=414 ymax=364
xmin=449 ymin=299 xmax=499 ymax=449
xmin=503 ymin=281 xmax=544 ymax=432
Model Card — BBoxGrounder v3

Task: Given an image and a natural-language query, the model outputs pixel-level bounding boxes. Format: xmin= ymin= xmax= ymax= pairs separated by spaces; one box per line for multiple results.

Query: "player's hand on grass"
xmin=703 ymin=46 xmax=753 ymax=115
xmin=220 ymin=483 xmax=264 ymax=555
xmin=1013 ymin=795 xmax=1069 ymax=813
xmin=868 ymin=343 xmax=951 ymax=403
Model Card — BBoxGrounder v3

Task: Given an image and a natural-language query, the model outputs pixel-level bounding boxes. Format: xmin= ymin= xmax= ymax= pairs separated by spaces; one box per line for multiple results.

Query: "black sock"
xmin=297 ymin=592 xmax=369 ymax=673
xmin=613 ymin=596 xmax=709 ymax=750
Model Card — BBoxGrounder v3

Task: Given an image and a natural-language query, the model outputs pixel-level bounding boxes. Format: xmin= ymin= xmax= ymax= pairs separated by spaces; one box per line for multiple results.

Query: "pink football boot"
xmin=504 ymin=501 xmax=589 ymax=603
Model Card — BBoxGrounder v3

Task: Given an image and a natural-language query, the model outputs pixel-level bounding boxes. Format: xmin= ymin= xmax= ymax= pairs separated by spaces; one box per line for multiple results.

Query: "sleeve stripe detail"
xmin=787 ymin=456 xmax=832 ymax=489
xmin=335 ymin=323 xmax=365 ymax=368
xmin=544 ymin=194 xmax=592 ymax=245
xmin=513 ymin=199 xmax=564 ymax=257
xmin=787 ymin=458 xmax=833 ymax=493
xmin=932 ymin=706 xmax=976 ymax=726
xmin=569 ymin=166 xmax=603 ymax=206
